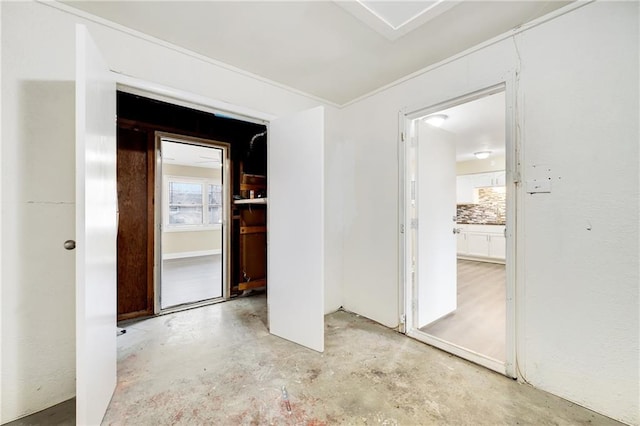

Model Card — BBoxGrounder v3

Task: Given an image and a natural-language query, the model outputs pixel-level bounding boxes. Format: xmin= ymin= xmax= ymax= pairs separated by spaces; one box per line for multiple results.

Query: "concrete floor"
xmin=9 ymin=293 xmax=621 ymax=425
xmin=105 ymin=294 xmax=618 ymax=425
xmin=4 ymin=399 xmax=75 ymax=426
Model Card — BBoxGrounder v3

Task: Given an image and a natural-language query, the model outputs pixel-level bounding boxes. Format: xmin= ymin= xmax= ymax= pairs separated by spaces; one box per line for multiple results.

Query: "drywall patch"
xmin=526 ymin=164 xmax=556 ymax=194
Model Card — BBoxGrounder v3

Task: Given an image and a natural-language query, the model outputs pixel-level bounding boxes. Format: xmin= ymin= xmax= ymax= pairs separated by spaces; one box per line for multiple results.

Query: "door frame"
xmin=115 ymin=74 xmax=275 ymax=124
xmin=154 ymin=132 xmax=232 ymax=312
xmin=398 ymin=80 xmax=519 ymax=378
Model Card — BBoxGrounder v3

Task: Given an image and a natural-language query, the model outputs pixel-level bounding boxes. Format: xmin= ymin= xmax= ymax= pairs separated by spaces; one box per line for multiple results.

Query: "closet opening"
xmin=116 ymin=91 xmax=267 ymax=320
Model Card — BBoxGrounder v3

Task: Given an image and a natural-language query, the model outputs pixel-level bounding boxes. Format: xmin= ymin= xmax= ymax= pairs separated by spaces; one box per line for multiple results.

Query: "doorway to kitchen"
xmin=157 ymin=134 xmax=230 ymax=310
xmin=402 ymin=85 xmax=515 ymax=376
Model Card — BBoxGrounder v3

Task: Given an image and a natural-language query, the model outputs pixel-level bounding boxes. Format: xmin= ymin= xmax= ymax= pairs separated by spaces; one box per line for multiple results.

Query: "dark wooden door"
xmin=116 ymin=124 xmax=154 ymax=320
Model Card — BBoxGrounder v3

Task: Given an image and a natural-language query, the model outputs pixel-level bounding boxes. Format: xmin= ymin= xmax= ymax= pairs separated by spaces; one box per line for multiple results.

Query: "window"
xmin=165 ymin=176 xmax=223 ymax=229
xmin=208 ymin=184 xmax=223 ymax=225
xmin=168 ymin=181 xmax=204 ymax=225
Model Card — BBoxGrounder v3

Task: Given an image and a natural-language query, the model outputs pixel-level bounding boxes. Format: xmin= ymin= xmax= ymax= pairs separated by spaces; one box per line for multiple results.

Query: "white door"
xmin=416 ymin=122 xmax=457 ymax=328
xmin=75 ymin=25 xmax=117 ymax=425
xmin=268 ymin=106 xmax=324 ymax=352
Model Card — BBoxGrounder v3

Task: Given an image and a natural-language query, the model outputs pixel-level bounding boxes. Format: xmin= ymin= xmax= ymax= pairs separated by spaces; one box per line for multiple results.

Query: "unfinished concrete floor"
xmin=97 ymin=293 xmax=620 ymax=425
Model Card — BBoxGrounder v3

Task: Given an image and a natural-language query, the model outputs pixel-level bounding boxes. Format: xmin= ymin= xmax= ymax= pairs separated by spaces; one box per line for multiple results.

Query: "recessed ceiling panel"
xmin=335 ymin=0 xmax=461 ymax=41
xmin=359 ymin=1 xmax=442 ymax=29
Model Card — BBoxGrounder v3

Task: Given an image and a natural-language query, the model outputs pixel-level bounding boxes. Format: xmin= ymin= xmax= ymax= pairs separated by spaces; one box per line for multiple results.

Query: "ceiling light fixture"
xmin=474 ymin=151 xmax=492 ymax=160
xmin=423 ymin=114 xmax=448 ymax=127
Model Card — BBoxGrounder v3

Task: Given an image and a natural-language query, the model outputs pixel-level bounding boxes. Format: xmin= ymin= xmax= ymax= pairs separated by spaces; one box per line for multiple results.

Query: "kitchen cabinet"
xmin=456 ymin=224 xmax=506 ymax=262
xmin=488 ymin=233 xmax=506 ymax=259
xmin=466 ymin=232 xmax=491 ymax=257
xmin=472 ymin=173 xmax=494 ymax=188
xmin=472 ymin=171 xmax=506 ymax=188
xmin=457 ymin=171 xmax=506 ymax=204
xmin=469 ymin=170 xmax=506 ymax=188
xmin=456 ymin=229 xmax=468 ymax=254
xmin=493 ymin=171 xmax=506 ymax=186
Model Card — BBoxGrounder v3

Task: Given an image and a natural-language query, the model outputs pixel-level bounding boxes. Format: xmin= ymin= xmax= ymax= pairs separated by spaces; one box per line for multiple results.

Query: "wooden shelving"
xmin=235 ymin=172 xmax=267 ymax=292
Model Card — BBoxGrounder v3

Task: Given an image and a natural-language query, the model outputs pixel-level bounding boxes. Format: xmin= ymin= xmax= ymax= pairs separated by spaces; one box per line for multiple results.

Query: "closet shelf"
xmin=234 ymin=198 xmax=267 ymax=205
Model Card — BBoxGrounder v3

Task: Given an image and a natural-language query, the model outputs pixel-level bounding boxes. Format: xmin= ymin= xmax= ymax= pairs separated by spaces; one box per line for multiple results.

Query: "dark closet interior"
xmin=116 ymin=91 xmax=267 ymax=320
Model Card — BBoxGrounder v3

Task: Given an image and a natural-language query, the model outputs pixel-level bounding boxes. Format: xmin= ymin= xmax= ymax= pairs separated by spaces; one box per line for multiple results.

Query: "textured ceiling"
xmin=63 ymin=1 xmax=571 ymax=105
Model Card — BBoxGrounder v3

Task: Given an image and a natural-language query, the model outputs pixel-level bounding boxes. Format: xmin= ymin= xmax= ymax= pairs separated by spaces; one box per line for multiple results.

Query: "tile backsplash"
xmin=457 ymin=187 xmax=506 ymax=224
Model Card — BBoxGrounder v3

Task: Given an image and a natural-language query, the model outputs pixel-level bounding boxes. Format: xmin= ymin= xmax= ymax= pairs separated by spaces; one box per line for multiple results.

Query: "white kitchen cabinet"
xmin=472 ymin=173 xmax=495 ymax=188
xmin=456 ymin=227 xmax=468 ymax=253
xmin=457 ymin=171 xmax=506 ymax=204
xmin=473 ymin=171 xmax=506 ymax=188
xmin=488 ymin=232 xmax=506 ymax=259
xmin=458 ymin=171 xmax=506 ymax=190
xmin=493 ymin=171 xmax=506 ymax=186
xmin=466 ymin=232 xmax=490 ymax=257
xmin=456 ymin=224 xmax=506 ymax=263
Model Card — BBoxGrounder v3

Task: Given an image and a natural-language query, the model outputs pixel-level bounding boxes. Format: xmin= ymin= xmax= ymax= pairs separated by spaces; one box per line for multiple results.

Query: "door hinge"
xmin=400 ymin=314 xmax=406 ymax=324
xmin=400 ymin=224 xmax=405 ymax=234
xmin=513 ymin=170 xmax=522 ymax=186
xmin=401 ymin=132 xmax=405 ymax=142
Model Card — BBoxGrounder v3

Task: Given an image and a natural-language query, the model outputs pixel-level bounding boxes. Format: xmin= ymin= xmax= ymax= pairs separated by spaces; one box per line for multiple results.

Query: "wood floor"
xmin=161 ymin=254 xmax=222 ymax=309
xmin=420 ymin=259 xmax=506 ymax=361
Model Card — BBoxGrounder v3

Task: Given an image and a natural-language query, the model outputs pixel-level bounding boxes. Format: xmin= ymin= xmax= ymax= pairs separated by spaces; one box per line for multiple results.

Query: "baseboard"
xmin=457 ymin=255 xmax=505 ymax=265
xmin=163 ymin=249 xmax=221 ymax=260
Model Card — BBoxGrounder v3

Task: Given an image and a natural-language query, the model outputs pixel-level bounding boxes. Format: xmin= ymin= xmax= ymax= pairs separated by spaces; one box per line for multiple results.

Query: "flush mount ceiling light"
xmin=424 ymin=114 xmax=448 ymax=127
xmin=474 ymin=151 xmax=492 ymax=160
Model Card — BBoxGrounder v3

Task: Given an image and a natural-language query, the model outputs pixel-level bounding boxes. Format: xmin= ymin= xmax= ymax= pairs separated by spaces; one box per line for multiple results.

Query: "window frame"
xmin=163 ymin=174 xmax=223 ymax=232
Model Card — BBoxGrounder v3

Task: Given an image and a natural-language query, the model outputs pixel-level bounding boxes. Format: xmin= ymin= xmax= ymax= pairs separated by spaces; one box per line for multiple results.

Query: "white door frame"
xmin=115 ymin=73 xmax=275 ymax=124
xmin=398 ymin=80 xmax=519 ymax=378
xmin=154 ymin=132 xmax=231 ymax=312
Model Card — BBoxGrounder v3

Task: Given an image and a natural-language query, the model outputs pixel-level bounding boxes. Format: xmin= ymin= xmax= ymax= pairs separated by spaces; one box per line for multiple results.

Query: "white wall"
xmin=457 ymin=154 xmax=505 ymax=175
xmin=3 ymin=1 xmax=636 ymax=424
xmin=0 ymin=2 xmax=4 ymax=418
xmin=162 ymin=230 xmax=221 ymax=256
xmin=340 ymin=2 xmax=638 ymax=424
xmin=0 ymin=1 xmax=338 ymax=422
